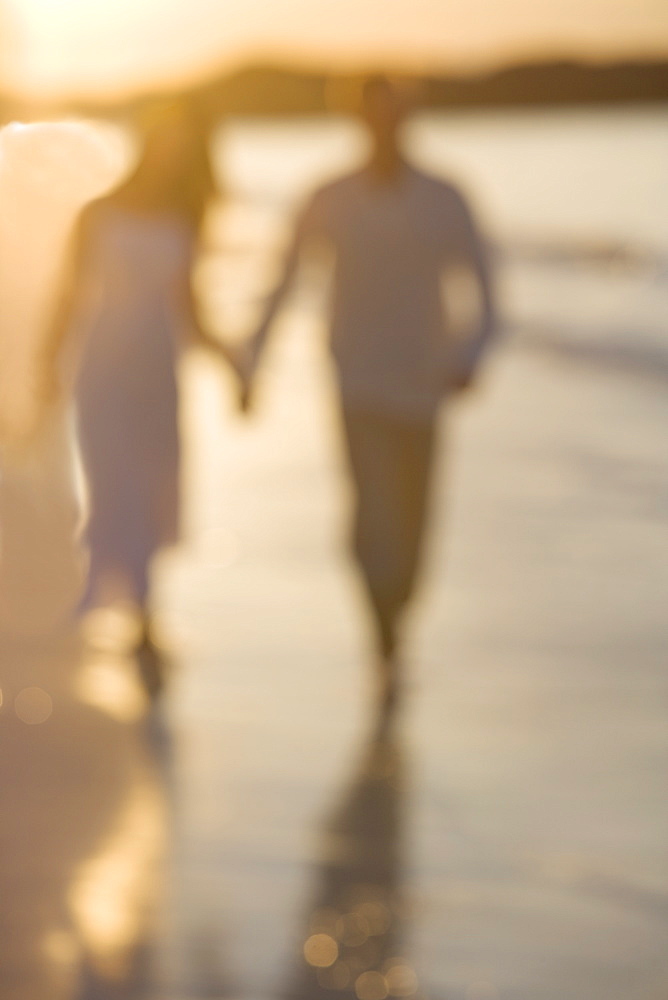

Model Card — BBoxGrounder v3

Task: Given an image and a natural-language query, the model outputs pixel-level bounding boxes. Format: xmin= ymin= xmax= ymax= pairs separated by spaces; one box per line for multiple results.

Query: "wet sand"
xmin=2 ymin=306 xmax=667 ymax=999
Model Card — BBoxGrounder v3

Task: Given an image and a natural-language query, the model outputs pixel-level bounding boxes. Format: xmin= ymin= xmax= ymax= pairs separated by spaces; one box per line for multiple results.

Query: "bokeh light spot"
xmin=304 ymin=933 xmax=339 ymax=968
xmin=355 ymin=970 xmax=389 ymax=1000
xmin=385 ymin=961 xmax=418 ymax=997
xmin=15 ymin=686 xmax=53 ymax=724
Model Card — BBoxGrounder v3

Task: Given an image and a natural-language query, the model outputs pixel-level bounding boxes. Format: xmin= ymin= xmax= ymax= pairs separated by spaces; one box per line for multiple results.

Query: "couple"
xmin=47 ymin=79 xmax=495 ymax=709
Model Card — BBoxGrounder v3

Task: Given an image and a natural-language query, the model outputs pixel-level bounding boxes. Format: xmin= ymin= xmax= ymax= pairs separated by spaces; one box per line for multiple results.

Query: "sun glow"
xmin=3 ymin=0 xmax=668 ymax=103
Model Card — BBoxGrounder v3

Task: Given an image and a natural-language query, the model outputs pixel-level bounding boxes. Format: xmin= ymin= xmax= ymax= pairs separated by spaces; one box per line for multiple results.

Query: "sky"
xmin=2 ymin=0 xmax=668 ymax=100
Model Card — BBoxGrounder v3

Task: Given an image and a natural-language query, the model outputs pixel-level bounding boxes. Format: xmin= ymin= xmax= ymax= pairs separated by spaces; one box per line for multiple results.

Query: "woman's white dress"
xmin=74 ymin=206 xmax=194 ymax=605
xmin=0 ymin=121 xmax=127 ymax=633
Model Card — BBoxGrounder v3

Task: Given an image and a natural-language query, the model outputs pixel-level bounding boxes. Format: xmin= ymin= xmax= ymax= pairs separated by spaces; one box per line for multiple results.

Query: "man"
xmin=241 ymin=76 xmax=496 ymax=710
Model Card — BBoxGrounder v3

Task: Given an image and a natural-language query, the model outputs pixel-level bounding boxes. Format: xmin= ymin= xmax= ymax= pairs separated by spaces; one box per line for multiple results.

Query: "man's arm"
xmin=448 ymin=191 xmax=496 ymax=389
xmin=241 ymin=191 xmax=324 ymax=379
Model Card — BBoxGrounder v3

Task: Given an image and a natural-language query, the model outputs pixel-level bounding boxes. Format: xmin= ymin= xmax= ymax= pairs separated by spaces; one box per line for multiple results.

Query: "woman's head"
xmin=123 ymin=97 xmax=216 ymax=223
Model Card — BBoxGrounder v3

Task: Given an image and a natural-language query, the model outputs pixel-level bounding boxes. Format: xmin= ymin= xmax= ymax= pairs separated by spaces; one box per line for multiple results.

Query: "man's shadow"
xmin=280 ymin=719 xmax=421 ymax=1000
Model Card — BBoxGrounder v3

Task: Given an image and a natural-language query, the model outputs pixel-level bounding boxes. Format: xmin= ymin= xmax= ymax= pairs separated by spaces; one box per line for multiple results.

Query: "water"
xmin=218 ymin=105 xmax=668 ymax=244
xmin=209 ymin=104 xmax=668 ymax=356
xmin=173 ymin=109 xmax=668 ymax=1000
xmin=183 ymin=102 xmax=668 ymax=643
xmin=3 ymin=104 xmax=668 ymax=1000
xmin=160 ymin=96 xmax=668 ymax=996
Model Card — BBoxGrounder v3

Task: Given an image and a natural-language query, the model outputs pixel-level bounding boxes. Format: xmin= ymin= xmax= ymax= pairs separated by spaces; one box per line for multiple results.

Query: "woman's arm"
xmin=33 ymin=208 xmax=92 ymax=425
xmin=179 ymin=256 xmax=245 ymax=384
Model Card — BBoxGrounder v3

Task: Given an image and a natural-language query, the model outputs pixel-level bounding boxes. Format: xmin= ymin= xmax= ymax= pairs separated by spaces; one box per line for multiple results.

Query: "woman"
xmin=1 ymin=119 xmax=127 ymax=635
xmin=43 ymin=99 xmax=232 ymax=683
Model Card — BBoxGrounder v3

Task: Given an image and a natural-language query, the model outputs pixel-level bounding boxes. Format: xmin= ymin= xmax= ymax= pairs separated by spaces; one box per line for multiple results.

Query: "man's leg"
xmin=341 ymin=409 xmax=436 ymax=690
xmin=393 ymin=416 xmax=435 ymax=617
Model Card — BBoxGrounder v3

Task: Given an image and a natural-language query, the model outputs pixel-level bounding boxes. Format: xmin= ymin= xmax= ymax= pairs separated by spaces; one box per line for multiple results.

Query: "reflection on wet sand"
xmin=282 ymin=723 xmax=421 ymax=1000
xmin=0 ymin=634 xmax=168 ymax=1000
xmin=2 ymin=104 xmax=667 ymax=999
xmin=70 ymin=753 xmax=164 ymax=992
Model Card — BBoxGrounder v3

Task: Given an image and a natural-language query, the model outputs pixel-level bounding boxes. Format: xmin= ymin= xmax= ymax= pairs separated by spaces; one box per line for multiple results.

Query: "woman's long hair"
xmin=114 ymin=97 xmax=217 ymax=229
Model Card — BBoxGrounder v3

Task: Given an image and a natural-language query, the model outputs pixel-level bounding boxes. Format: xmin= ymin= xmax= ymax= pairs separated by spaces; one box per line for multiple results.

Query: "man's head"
xmin=359 ymin=76 xmax=411 ymax=152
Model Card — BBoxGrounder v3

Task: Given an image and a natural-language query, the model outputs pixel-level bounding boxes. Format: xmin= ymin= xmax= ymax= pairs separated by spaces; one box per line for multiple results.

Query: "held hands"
xmin=197 ymin=329 xmax=258 ymax=414
xmin=443 ymin=346 xmax=479 ymax=396
xmin=216 ymin=338 xmax=259 ymax=414
xmin=440 ymin=362 xmax=475 ymax=396
xmin=450 ymin=371 xmax=475 ymax=394
xmin=229 ymin=341 xmax=257 ymax=414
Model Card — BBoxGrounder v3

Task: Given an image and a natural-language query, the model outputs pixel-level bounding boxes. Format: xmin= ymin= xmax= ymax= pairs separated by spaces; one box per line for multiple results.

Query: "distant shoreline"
xmin=2 ymin=58 xmax=668 ymax=119
xmin=205 ymin=60 xmax=668 ymax=116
